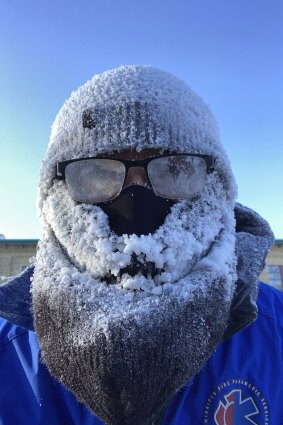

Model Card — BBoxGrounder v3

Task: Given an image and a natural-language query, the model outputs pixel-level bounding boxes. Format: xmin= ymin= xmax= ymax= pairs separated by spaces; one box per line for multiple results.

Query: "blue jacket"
xmin=0 ymin=279 xmax=282 ymax=425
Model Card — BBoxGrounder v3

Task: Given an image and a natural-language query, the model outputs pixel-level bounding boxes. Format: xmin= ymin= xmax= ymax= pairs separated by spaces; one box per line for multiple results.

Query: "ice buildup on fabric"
xmin=38 ymin=65 xmax=237 ymax=209
xmin=33 ymin=66 xmax=240 ymax=425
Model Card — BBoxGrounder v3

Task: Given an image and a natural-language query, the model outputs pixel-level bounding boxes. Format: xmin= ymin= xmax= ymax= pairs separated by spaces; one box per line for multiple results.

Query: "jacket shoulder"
xmin=164 ymin=283 xmax=283 ymax=424
xmin=0 ymin=317 xmax=102 ymax=425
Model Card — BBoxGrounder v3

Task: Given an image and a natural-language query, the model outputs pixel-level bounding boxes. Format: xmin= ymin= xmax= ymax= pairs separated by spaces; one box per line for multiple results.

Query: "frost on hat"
xmin=38 ymin=65 xmax=236 ymax=209
xmin=33 ymin=66 xmax=241 ymax=425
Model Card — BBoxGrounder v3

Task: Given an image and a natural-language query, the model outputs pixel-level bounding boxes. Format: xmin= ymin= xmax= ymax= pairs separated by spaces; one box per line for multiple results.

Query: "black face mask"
xmin=99 ymin=186 xmax=176 ymax=236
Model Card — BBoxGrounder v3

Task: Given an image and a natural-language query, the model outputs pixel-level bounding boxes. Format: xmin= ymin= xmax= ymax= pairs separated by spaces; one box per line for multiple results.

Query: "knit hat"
xmin=38 ymin=65 xmax=236 ymax=209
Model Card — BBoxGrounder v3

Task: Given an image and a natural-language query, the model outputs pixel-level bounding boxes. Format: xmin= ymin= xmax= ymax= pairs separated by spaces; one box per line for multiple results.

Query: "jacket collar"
xmin=0 ymin=265 xmax=34 ymax=330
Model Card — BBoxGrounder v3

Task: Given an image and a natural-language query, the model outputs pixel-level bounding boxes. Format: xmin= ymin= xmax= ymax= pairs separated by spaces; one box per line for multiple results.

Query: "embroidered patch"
xmin=204 ymin=379 xmax=269 ymax=425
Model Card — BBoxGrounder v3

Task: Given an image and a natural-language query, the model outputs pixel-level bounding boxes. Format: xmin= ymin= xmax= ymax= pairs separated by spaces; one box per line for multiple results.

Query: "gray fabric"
xmin=223 ymin=203 xmax=274 ymax=339
xmin=33 ymin=159 xmax=238 ymax=425
xmin=34 ymin=68 xmax=238 ymax=425
xmin=32 ymin=200 xmax=275 ymax=425
xmin=33 ymin=258 xmax=232 ymax=425
xmin=0 ymin=204 xmax=273 ymax=336
xmin=0 ymin=265 xmax=34 ymax=330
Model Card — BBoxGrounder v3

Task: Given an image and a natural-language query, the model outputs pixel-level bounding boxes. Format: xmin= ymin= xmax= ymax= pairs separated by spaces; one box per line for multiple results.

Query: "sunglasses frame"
xmin=56 ymin=153 xmax=215 ymax=201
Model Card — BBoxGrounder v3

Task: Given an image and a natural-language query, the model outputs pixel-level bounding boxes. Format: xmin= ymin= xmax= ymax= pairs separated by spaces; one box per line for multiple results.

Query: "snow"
xmin=33 ymin=161 xmax=237 ymax=334
xmin=32 ymin=65 xmax=238 ymax=336
xmin=37 ymin=65 xmax=237 ymax=211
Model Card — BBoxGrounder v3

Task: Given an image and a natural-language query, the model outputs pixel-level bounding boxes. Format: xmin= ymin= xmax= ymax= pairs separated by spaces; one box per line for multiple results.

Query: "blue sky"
xmin=0 ymin=0 xmax=282 ymax=238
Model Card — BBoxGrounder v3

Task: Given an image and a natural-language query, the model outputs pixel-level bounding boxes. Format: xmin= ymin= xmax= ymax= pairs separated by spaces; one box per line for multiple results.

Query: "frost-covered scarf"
xmin=32 ymin=167 xmax=238 ymax=425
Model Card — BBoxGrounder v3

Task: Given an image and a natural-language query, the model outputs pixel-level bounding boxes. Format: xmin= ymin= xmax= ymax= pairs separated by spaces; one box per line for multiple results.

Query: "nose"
xmin=123 ymin=166 xmax=150 ymax=189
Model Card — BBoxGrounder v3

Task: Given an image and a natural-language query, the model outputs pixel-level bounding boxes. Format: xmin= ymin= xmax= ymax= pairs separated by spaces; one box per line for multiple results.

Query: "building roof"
xmin=0 ymin=238 xmax=282 ymax=245
xmin=0 ymin=239 xmax=39 ymax=245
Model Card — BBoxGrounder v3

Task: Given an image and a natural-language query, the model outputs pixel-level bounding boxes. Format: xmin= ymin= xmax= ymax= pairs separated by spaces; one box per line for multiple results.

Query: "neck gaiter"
xmin=32 ymin=171 xmax=237 ymax=425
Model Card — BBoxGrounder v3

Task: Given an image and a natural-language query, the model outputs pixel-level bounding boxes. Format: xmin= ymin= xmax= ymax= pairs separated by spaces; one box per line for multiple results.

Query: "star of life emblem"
xmin=204 ymin=379 xmax=269 ymax=425
xmin=214 ymin=389 xmax=259 ymax=425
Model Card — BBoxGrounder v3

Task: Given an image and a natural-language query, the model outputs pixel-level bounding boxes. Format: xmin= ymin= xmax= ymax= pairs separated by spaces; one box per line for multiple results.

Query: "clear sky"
xmin=0 ymin=0 xmax=282 ymax=239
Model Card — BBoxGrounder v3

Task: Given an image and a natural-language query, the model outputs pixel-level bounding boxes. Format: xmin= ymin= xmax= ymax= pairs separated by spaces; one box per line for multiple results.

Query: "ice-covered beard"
xmin=32 ymin=173 xmax=237 ymax=425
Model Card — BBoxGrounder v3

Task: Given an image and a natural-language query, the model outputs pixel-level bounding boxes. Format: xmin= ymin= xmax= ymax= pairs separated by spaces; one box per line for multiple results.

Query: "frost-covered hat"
xmin=38 ymin=65 xmax=236 ymax=207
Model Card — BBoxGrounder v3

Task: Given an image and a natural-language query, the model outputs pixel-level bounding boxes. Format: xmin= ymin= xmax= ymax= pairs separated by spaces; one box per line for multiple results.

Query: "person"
xmin=0 ymin=65 xmax=282 ymax=425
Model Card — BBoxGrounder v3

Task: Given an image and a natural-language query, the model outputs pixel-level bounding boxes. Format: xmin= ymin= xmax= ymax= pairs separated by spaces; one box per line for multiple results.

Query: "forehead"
xmin=102 ymin=148 xmax=175 ymax=160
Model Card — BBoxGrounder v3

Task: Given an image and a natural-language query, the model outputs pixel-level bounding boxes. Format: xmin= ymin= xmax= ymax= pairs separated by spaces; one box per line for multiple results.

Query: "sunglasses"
xmin=57 ymin=153 xmax=215 ymax=204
